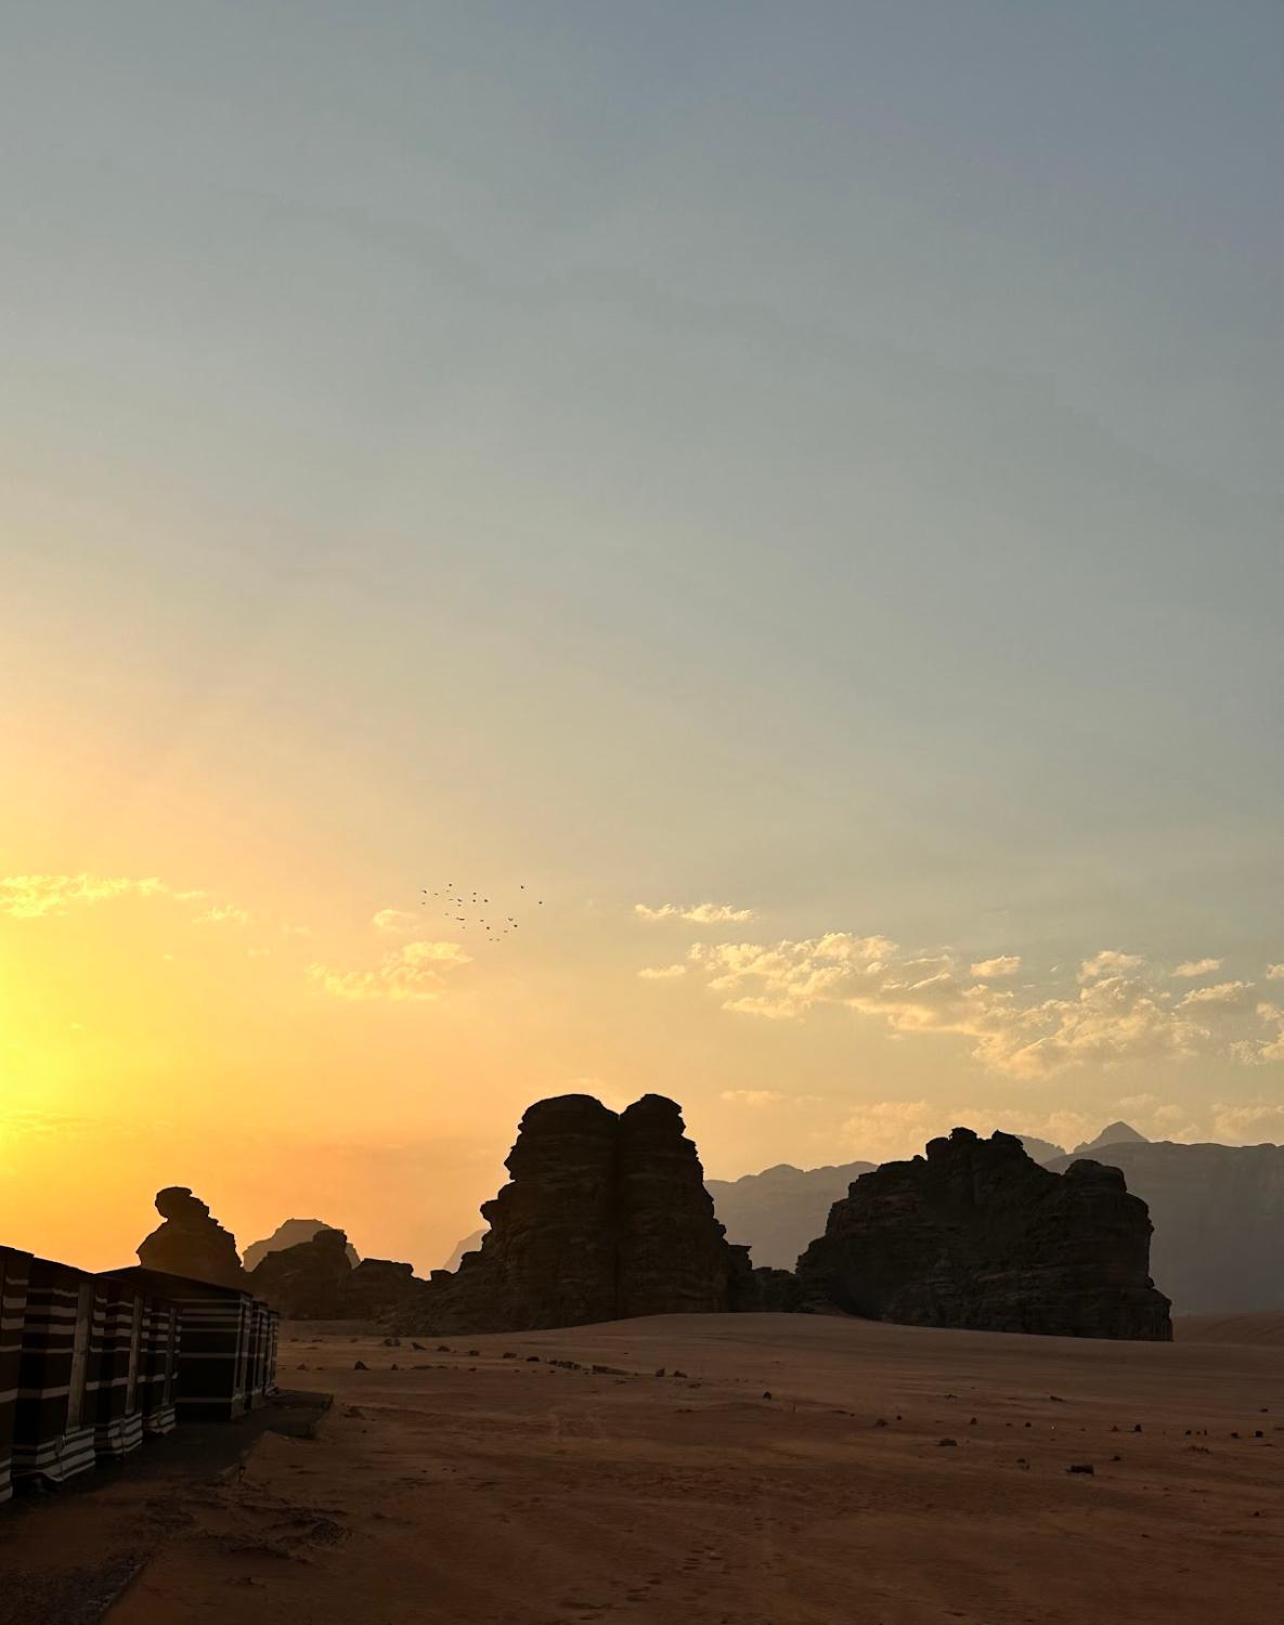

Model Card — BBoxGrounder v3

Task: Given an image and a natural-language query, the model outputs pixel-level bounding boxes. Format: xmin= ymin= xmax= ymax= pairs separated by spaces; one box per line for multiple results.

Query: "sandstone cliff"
xmin=401 ymin=1093 xmax=756 ymax=1334
xmin=796 ymin=1128 xmax=1172 ymax=1340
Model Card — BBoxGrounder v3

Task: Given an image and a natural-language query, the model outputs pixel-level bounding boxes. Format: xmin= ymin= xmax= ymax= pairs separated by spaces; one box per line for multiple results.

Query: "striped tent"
xmin=108 ymin=1268 xmax=277 ymax=1423
xmin=0 ymin=1246 xmax=32 ymax=1504
xmin=9 ymin=1253 xmax=100 ymax=1488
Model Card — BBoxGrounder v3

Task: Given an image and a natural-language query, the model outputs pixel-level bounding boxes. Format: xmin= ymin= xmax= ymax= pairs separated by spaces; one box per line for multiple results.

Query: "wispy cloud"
xmin=970 ymin=955 xmax=1021 ymax=978
xmin=635 ymin=901 xmax=757 ymax=925
xmin=193 ymin=904 xmax=250 ymax=927
xmin=308 ymin=940 xmax=472 ymax=1002
xmin=1078 ymin=949 xmax=1144 ymax=983
xmin=719 ymin=1089 xmax=787 ymax=1107
xmin=655 ymin=928 xmax=1284 ymax=1078
xmin=0 ymin=873 xmax=206 ymax=919
xmin=638 ymin=963 xmax=687 ymax=980
xmin=1172 ymin=957 xmax=1223 ymax=978
xmin=1177 ymin=980 xmax=1254 ymax=1010
xmin=371 ymin=908 xmax=416 ymax=934
xmin=1266 ymin=964 xmax=1284 ymax=980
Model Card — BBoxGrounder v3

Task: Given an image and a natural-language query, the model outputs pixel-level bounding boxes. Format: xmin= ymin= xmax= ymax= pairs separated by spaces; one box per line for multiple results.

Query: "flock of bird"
xmin=422 ymin=881 xmax=544 ymax=943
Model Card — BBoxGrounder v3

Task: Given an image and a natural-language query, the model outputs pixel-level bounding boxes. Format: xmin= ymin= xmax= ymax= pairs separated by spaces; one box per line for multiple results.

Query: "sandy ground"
xmin=84 ymin=1312 xmax=1282 ymax=1624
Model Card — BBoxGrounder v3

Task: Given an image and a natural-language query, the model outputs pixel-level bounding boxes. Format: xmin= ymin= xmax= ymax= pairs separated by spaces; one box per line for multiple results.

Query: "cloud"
xmin=1208 ymin=1100 xmax=1284 ymax=1143
xmin=638 ymin=963 xmax=687 ymax=980
xmin=0 ymin=873 xmax=206 ymax=919
xmin=969 ymin=955 xmax=1021 ymax=978
xmin=658 ymin=928 xmax=1262 ymax=1078
xmin=1177 ymin=981 xmax=1254 ymax=1011
xmin=635 ymin=902 xmax=756 ymax=925
xmin=719 ymin=1089 xmax=787 ymax=1107
xmin=308 ymin=940 xmax=472 ymax=1002
xmin=193 ymin=904 xmax=250 ymax=927
xmin=1078 ymin=949 xmax=1145 ymax=983
xmin=1172 ymin=958 xmax=1223 ymax=978
xmin=1266 ymin=964 xmax=1284 ymax=980
xmin=371 ymin=908 xmax=416 ymax=934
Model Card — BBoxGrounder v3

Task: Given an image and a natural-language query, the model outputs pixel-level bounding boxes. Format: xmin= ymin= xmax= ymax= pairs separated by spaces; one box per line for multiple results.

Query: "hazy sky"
xmin=3 ymin=3 xmax=1282 ymax=1272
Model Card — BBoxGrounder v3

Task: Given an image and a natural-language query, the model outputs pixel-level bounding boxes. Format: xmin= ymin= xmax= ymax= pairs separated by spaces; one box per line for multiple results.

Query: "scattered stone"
xmin=938 ymin=1437 xmax=958 ymax=1447
xmin=1067 ymin=1463 xmax=1095 ymax=1475
xmin=353 ymin=1360 xmax=368 ymax=1371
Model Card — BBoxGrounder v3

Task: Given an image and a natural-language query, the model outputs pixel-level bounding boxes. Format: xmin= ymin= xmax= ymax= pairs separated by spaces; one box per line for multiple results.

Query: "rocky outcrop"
xmin=400 ymin=1093 xmax=753 ymax=1334
xmin=137 ymin=1187 xmax=247 ymax=1289
xmin=243 ymin=1219 xmax=360 ymax=1273
xmin=1045 ymin=1139 xmax=1284 ymax=1314
xmin=248 ymin=1227 xmax=354 ymax=1317
xmin=343 ymin=1257 xmax=420 ymax=1319
xmin=796 ymin=1128 xmax=1172 ymax=1340
xmin=247 ymin=1228 xmax=421 ymax=1321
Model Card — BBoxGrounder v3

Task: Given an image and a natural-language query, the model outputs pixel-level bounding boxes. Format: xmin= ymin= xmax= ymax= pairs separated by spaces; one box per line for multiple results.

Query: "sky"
xmin=2 ymin=2 xmax=1282 ymax=1274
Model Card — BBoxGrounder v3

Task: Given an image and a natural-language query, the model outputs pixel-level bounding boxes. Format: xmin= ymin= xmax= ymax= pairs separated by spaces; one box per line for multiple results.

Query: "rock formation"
xmin=247 ymin=1227 xmax=354 ymax=1318
xmin=1045 ymin=1138 xmax=1284 ymax=1314
xmin=246 ymin=1228 xmax=421 ymax=1321
xmin=400 ymin=1093 xmax=757 ymax=1334
xmin=136 ymin=1187 xmax=247 ymax=1289
xmin=243 ymin=1219 xmax=360 ymax=1273
xmin=796 ymin=1128 xmax=1172 ymax=1340
xmin=343 ymin=1257 xmax=420 ymax=1319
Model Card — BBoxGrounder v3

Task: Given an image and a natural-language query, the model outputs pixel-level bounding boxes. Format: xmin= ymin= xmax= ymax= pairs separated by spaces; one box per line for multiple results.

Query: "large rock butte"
xmin=796 ymin=1128 xmax=1172 ymax=1340
xmin=136 ymin=1186 xmax=247 ymax=1289
xmin=246 ymin=1227 xmax=420 ymax=1321
xmin=400 ymin=1093 xmax=759 ymax=1334
xmin=243 ymin=1218 xmax=360 ymax=1273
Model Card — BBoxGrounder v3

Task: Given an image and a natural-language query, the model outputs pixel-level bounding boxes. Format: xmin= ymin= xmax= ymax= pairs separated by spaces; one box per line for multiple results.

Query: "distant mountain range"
xmin=1044 ymin=1136 xmax=1284 ymax=1315
xmin=706 ymin=1161 xmax=875 ymax=1271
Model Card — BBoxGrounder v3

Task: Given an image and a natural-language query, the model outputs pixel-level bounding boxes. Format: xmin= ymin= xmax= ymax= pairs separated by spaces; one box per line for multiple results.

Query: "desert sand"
xmin=5 ymin=1312 xmax=1281 ymax=1623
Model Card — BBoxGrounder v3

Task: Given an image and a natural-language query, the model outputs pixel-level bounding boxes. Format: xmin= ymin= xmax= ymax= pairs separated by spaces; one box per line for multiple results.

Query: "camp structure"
xmin=0 ymin=1246 xmax=32 ymax=1504
xmin=107 ymin=1267 xmax=277 ymax=1423
xmin=5 ymin=1249 xmax=101 ymax=1489
xmin=0 ymin=1244 xmax=277 ymax=1500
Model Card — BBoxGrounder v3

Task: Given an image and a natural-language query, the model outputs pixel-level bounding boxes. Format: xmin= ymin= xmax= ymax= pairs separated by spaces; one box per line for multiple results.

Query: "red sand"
xmin=92 ymin=1312 xmax=1284 ymax=1623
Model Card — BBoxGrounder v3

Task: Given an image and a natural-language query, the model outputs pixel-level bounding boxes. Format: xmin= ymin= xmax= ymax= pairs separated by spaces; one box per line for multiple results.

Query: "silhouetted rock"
xmin=243 ymin=1219 xmax=360 ymax=1273
xmin=137 ymin=1187 xmax=247 ymax=1289
xmin=246 ymin=1228 xmax=421 ymax=1321
xmin=343 ymin=1257 xmax=420 ymax=1319
xmin=796 ymin=1128 xmax=1171 ymax=1340
xmin=400 ymin=1093 xmax=750 ymax=1334
xmin=1045 ymin=1139 xmax=1284 ymax=1313
xmin=248 ymin=1227 xmax=353 ymax=1317
xmin=617 ymin=1095 xmax=741 ymax=1316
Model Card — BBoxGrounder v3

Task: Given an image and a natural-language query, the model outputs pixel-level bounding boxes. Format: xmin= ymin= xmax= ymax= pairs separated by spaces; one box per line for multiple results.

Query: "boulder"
xmin=136 ymin=1187 xmax=247 ymax=1289
xmin=795 ymin=1127 xmax=1172 ymax=1341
